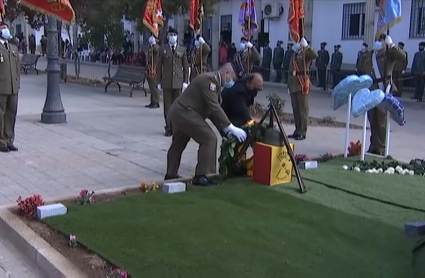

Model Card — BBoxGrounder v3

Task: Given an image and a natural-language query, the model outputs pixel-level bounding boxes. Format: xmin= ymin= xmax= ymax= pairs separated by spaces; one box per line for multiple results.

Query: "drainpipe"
xmin=364 ymin=0 xmax=376 ymax=49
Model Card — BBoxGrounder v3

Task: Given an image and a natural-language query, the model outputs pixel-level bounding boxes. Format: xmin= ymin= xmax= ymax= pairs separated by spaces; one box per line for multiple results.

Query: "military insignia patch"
xmin=209 ymin=83 xmax=216 ymax=91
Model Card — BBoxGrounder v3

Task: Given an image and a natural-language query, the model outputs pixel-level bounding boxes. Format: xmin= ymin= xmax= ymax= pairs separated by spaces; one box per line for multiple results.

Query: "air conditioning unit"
xmin=262 ymin=2 xmax=284 ymax=19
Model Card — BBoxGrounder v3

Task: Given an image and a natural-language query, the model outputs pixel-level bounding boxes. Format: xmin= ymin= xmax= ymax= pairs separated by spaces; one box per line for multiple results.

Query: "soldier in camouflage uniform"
xmin=283 ymin=43 xmax=294 ymax=84
xmin=411 ymin=42 xmax=425 ymax=102
xmin=356 ymin=42 xmax=370 ymax=75
xmin=330 ymin=45 xmax=343 ymax=89
xmin=272 ymin=40 xmax=284 ymax=82
xmin=316 ymin=42 xmax=330 ymax=90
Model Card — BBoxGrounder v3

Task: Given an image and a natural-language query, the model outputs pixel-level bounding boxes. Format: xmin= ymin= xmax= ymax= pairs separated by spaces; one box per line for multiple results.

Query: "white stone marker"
xmin=162 ymin=182 xmax=186 ymax=194
xmin=37 ymin=203 xmax=67 ymax=220
xmin=299 ymin=161 xmax=319 ymax=170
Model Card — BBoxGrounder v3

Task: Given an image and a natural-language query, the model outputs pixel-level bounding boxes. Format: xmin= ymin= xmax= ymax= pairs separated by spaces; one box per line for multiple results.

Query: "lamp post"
xmin=41 ymin=16 xmax=66 ymax=124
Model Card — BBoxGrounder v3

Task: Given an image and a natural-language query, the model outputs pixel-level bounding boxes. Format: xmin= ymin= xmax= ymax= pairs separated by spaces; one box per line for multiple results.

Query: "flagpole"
xmin=151 ymin=0 xmax=156 ymax=77
xmin=247 ymin=0 xmax=251 ymax=73
xmin=200 ymin=3 xmax=203 ymax=75
xmin=384 ymin=28 xmax=391 ymax=157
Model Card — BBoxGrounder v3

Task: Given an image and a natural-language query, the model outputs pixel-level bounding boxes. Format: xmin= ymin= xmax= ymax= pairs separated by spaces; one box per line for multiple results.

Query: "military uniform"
xmin=356 ymin=45 xmax=370 ymax=75
xmin=288 ymin=47 xmax=318 ymax=140
xmin=392 ymin=43 xmax=408 ymax=97
xmin=166 ymin=72 xmax=231 ymax=178
xmin=283 ymin=44 xmax=294 ymax=83
xmin=272 ymin=42 xmax=284 ymax=82
xmin=146 ymin=42 xmax=160 ymax=107
xmin=411 ymin=42 xmax=425 ymax=101
xmin=364 ymin=43 xmax=406 ymax=154
xmin=157 ymin=41 xmax=189 ymax=135
xmin=316 ymin=42 xmax=330 ymax=90
xmin=330 ymin=45 xmax=343 ymax=88
xmin=0 ymin=37 xmax=20 ymax=152
xmin=262 ymin=43 xmax=272 ymax=81
xmin=189 ymin=41 xmax=211 ymax=82
xmin=234 ymin=41 xmax=261 ymax=75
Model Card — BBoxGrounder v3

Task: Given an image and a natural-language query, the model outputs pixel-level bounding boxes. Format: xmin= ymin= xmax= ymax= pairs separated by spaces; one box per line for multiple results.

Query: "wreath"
xmin=218 ymin=120 xmax=268 ymax=178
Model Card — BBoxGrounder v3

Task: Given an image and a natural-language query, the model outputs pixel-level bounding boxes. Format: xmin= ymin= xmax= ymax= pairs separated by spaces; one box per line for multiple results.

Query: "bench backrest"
xmin=21 ymin=54 xmax=40 ymax=65
xmin=114 ymin=65 xmax=146 ymax=82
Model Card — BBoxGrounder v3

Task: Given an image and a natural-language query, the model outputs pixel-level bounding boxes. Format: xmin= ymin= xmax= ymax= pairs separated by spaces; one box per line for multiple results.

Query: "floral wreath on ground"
xmin=219 ymin=120 xmax=267 ymax=177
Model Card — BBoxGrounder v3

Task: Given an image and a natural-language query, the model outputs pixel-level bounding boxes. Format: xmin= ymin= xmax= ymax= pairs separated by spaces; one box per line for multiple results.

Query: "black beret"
xmin=0 ymin=22 xmax=8 ymax=27
xmin=398 ymin=42 xmax=404 ymax=47
xmin=337 ymin=44 xmax=341 ymax=48
xmin=378 ymin=34 xmax=386 ymax=40
xmin=419 ymin=42 xmax=425 ymax=46
xmin=320 ymin=42 xmax=327 ymax=45
xmin=240 ymin=36 xmax=248 ymax=41
xmin=167 ymin=26 xmax=178 ymax=35
xmin=195 ymin=34 xmax=201 ymax=40
xmin=288 ymin=43 xmax=294 ymax=46
xmin=362 ymin=42 xmax=368 ymax=47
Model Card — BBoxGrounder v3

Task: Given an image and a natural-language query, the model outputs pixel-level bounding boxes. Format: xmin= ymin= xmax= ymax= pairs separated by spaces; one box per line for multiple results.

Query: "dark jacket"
xmin=221 ymin=80 xmax=257 ymax=127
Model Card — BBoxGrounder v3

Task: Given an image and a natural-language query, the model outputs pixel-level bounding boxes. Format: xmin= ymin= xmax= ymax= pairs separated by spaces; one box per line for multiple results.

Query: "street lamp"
xmin=41 ymin=16 xmax=66 ymax=124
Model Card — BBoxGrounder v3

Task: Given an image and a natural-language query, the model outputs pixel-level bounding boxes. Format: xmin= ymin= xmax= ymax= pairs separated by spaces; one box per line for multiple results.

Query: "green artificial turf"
xmin=271 ymin=157 xmax=425 ymax=228
xmin=45 ymin=180 xmax=416 ymax=278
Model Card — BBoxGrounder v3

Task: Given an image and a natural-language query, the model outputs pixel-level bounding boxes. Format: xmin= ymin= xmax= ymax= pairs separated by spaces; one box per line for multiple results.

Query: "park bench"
xmin=103 ymin=65 xmax=147 ymax=97
xmin=20 ymin=54 xmax=40 ymax=75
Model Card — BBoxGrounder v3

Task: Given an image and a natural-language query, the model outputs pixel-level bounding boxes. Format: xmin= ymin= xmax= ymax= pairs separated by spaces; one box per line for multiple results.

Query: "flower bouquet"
xmin=219 ymin=120 xmax=267 ymax=178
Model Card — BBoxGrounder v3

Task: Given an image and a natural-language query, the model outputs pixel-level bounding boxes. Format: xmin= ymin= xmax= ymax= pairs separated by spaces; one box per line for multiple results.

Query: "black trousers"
xmin=274 ymin=64 xmax=282 ymax=82
xmin=332 ymin=70 xmax=340 ymax=88
xmin=283 ymin=67 xmax=289 ymax=84
xmin=317 ymin=68 xmax=327 ymax=89
xmin=414 ymin=75 xmax=425 ymax=100
xmin=262 ymin=63 xmax=271 ymax=81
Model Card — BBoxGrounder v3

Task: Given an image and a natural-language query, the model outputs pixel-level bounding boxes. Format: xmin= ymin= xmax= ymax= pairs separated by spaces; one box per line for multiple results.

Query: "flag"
xmin=0 ymin=0 xmax=5 ymax=21
xmin=288 ymin=0 xmax=304 ymax=43
xmin=238 ymin=0 xmax=257 ymax=39
xmin=190 ymin=0 xmax=204 ymax=33
xmin=143 ymin=0 xmax=164 ymax=38
xmin=376 ymin=0 xmax=402 ymax=36
xmin=20 ymin=0 xmax=75 ymax=23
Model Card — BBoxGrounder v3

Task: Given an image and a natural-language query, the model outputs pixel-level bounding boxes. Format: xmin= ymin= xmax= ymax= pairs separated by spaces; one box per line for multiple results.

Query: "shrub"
xmin=295 ymin=154 xmax=310 ymax=164
xmin=77 ymin=190 xmax=95 ymax=205
xmin=348 ymin=140 xmax=362 ymax=156
xmin=267 ymin=93 xmax=286 ymax=117
xmin=16 ymin=194 xmax=45 ymax=219
xmin=319 ymin=116 xmax=336 ymax=125
xmin=320 ymin=152 xmax=335 ymax=162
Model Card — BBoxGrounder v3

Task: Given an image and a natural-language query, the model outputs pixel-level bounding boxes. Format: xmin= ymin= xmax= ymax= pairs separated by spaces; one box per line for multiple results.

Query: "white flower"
xmin=395 ymin=166 xmax=402 ymax=172
xmin=354 ymin=167 xmax=360 ymax=172
xmin=342 ymin=165 xmax=348 ymax=170
xmin=378 ymin=168 xmax=383 ymax=173
xmin=400 ymin=169 xmax=406 ymax=175
xmin=409 ymin=170 xmax=414 ymax=176
xmin=388 ymin=167 xmax=395 ymax=172
xmin=383 ymin=171 xmax=391 ymax=174
xmin=366 ymin=169 xmax=372 ymax=173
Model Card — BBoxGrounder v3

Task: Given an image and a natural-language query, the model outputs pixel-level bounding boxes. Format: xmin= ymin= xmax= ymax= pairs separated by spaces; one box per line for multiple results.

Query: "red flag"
xmin=143 ymin=0 xmax=164 ymax=38
xmin=0 ymin=0 xmax=5 ymax=20
xmin=20 ymin=0 xmax=75 ymax=23
xmin=190 ymin=0 xmax=204 ymax=33
xmin=288 ymin=0 xmax=304 ymax=43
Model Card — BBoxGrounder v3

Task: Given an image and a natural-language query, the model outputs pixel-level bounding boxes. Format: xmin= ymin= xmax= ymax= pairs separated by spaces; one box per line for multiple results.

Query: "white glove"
xmin=224 ymin=124 xmax=247 ymax=142
xmin=182 ymin=83 xmax=188 ymax=91
xmin=385 ymin=35 xmax=393 ymax=46
xmin=157 ymin=84 xmax=162 ymax=90
xmin=148 ymin=36 xmax=156 ymax=45
xmin=300 ymin=38 xmax=308 ymax=48
xmin=246 ymin=42 xmax=253 ymax=48
xmin=198 ymin=37 xmax=205 ymax=44
xmin=402 ymin=70 xmax=405 ymax=74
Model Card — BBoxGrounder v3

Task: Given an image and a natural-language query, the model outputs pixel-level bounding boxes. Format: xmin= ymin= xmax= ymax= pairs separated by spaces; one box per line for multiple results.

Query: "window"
xmin=341 ymin=3 xmax=365 ymax=40
xmin=220 ymin=15 xmax=232 ymax=44
xmin=202 ymin=16 xmax=212 ymax=43
xmin=410 ymin=0 xmax=425 ymax=37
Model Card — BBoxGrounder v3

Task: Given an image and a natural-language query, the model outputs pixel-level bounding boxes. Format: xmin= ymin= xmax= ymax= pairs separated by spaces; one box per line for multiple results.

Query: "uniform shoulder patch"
xmin=209 ymin=82 xmax=217 ymax=91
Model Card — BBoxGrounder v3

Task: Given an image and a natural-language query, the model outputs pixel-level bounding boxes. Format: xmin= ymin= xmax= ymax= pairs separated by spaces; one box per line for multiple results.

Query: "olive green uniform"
xmin=0 ymin=41 xmax=20 ymax=149
xmin=234 ymin=47 xmax=261 ymax=74
xmin=146 ymin=43 xmax=160 ymax=105
xmin=166 ymin=72 xmax=231 ymax=176
xmin=364 ymin=47 xmax=406 ymax=154
xmin=157 ymin=44 xmax=189 ymax=131
xmin=392 ymin=49 xmax=408 ymax=96
xmin=356 ymin=50 xmax=371 ymax=75
xmin=262 ymin=45 xmax=272 ymax=81
xmin=330 ymin=51 xmax=343 ymax=88
xmin=288 ymin=48 xmax=318 ymax=137
xmin=189 ymin=43 xmax=211 ymax=82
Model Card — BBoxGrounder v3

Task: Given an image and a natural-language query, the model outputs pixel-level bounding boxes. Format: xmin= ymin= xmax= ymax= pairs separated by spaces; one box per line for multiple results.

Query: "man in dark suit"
xmin=221 ymin=73 xmax=263 ymax=127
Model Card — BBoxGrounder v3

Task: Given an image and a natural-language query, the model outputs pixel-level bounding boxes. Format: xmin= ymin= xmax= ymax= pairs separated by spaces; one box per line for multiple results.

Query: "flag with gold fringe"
xmin=190 ymin=0 xmax=204 ymax=34
xmin=143 ymin=0 xmax=164 ymax=38
xmin=288 ymin=0 xmax=304 ymax=43
xmin=376 ymin=0 xmax=402 ymax=36
xmin=238 ymin=0 xmax=257 ymax=39
xmin=20 ymin=0 xmax=75 ymax=23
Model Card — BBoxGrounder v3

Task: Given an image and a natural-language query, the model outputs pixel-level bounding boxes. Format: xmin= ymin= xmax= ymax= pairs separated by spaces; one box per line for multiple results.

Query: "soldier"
xmin=411 ymin=42 xmax=425 ymax=102
xmin=0 ymin=22 xmax=20 ymax=153
xmin=356 ymin=42 xmax=370 ymax=75
xmin=157 ymin=26 xmax=189 ymax=136
xmin=316 ymin=42 xmax=330 ymax=90
xmin=189 ymin=35 xmax=211 ymax=82
xmin=287 ymin=38 xmax=318 ymax=141
xmin=283 ymin=43 xmax=294 ymax=84
xmin=272 ymin=40 xmax=284 ymax=83
xmin=330 ymin=44 xmax=343 ymax=89
xmin=234 ymin=36 xmax=261 ymax=75
xmin=262 ymin=41 xmax=272 ymax=81
xmin=165 ymin=63 xmax=247 ymax=186
xmin=366 ymin=35 xmax=406 ymax=155
xmin=392 ymin=42 xmax=408 ymax=97
xmin=145 ymin=36 xmax=160 ymax=108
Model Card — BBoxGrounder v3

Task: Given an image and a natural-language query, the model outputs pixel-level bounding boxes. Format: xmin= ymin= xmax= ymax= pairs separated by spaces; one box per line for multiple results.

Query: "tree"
xmin=3 ymin=0 xmax=21 ymax=23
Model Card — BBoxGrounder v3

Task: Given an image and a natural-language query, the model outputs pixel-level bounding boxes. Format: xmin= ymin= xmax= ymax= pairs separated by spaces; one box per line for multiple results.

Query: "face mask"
xmin=420 ymin=47 xmax=424 ymax=52
xmin=168 ymin=35 xmax=177 ymax=44
xmin=1 ymin=28 xmax=11 ymax=40
xmin=361 ymin=46 xmax=366 ymax=51
xmin=223 ymin=72 xmax=235 ymax=88
xmin=373 ymin=41 xmax=383 ymax=50
xmin=292 ymin=43 xmax=301 ymax=51
xmin=239 ymin=43 xmax=246 ymax=50
xmin=194 ymin=40 xmax=200 ymax=48
xmin=148 ymin=37 xmax=155 ymax=45
xmin=320 ymin=46 xmax=324 ymax=50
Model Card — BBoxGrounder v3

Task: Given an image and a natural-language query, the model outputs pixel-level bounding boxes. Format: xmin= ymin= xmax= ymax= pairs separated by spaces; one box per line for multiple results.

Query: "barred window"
xmin=410 ymin=0 xmax=425 ymax=37
xmin=202 ymin=16 xmax=213 ymax=43
xmin=220 ymin=15 xmax=232 ymax=31
xmin=341 ymin=3 xmax=366 ymax=40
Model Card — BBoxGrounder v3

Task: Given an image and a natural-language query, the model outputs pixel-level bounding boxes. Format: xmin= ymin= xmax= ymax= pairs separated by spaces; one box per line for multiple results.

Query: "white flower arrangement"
xmin=342 ymin=165 xmax=415 ymax=175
